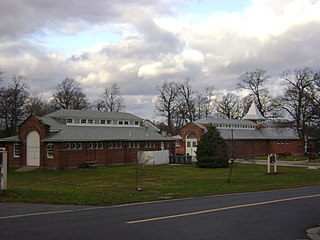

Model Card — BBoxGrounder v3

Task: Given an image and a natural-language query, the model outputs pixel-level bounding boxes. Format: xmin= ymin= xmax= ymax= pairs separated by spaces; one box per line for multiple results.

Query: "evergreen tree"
xmin=196 ymin=126 xmax=229 ymax=168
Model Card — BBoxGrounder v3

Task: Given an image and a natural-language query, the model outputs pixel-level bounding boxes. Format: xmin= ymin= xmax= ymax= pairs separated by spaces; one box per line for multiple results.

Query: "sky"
xmin=0 ymin=0 xmax=320 ymax=120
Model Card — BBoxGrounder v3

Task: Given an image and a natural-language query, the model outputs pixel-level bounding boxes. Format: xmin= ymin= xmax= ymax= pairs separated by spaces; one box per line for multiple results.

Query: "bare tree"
xmin=95 ymin=83 xmax=125 ymax=112
xmin=25 ymin=96 xmax=52 ymax=116
xmin=155 ymin=80 xmax=179 ymax=134
xmin=51 ymin=78 xmax=89 ymax=110
xmin=310 ymin=72 xmax=320 ymax=128
xmin=281 ymin=67 xmax=315 ymax=153
xmin=0 ymin=75 xmax=29 ymax=135
xmin=176 ymin=78 xmax=196 ymax=123
xmin=238 ymin=69 xmax=270 ymax=117
xmin=214 ymin=93 xmax=242 ymax=119
xmin=194 ymin=86 xmax=216 ymax=120
xmin=0 ymin=69 xmax=3 ymax=83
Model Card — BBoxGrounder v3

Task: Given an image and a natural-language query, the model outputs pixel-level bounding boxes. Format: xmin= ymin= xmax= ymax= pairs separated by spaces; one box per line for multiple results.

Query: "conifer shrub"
xmin=196 ymin=125 xmax=229 ymax=168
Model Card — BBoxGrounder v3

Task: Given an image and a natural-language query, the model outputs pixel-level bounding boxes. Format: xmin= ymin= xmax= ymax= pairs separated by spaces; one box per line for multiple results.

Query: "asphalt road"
xmin=1 ymin=186 xmax=320 ymax=240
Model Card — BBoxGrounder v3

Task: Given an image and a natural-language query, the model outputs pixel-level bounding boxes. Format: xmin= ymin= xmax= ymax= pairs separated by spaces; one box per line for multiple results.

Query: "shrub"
xmin=196 ymin=126 xmax=229 ymax=168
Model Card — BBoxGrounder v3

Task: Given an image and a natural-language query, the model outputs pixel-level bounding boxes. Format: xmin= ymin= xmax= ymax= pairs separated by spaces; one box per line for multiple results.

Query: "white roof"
xmin=242 ymin=102 xmax=265 ymax=120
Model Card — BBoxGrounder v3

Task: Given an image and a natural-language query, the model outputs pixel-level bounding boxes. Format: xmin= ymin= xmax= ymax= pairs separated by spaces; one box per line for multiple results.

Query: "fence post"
xmin=0 ymin=149 xmax=7 ymax=191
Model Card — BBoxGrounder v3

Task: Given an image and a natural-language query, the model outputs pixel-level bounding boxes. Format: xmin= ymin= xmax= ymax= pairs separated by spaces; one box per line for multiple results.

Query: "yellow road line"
xmin=126 ymin=193 xmax=320 ymax=224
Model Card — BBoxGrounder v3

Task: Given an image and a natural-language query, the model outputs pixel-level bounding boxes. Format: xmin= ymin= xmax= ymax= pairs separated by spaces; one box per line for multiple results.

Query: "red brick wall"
xmin=268 ymin=140 xmax=303 ymax=155
xmin=5 ymin=143 xmax=23 ymax=167
xmin=226 ymin=140 xmax=269 ymax=158
xmin=37 ymin=140 xmax=175 ymax=168
xmin=19 ymin=116 xmax=50 ymax=140
xmin=176 ymin=123 xmax=204 ymax=155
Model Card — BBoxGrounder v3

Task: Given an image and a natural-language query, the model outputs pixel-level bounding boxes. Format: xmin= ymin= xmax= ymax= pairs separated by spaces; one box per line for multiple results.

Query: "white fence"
xmin=138 ymin=150 xmax=169 ymax=165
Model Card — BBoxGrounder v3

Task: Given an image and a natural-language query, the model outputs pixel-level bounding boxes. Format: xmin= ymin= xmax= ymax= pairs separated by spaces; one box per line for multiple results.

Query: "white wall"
xmin=138 ymin=150 xmax=169 ymax=165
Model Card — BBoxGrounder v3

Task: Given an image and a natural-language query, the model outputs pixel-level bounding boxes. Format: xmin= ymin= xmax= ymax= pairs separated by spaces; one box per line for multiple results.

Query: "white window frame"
xmin=14 ymin=143 xmax=20 ymax=157
xmin=47 ymin=144 xmax=54 ymax=159
xmin=66 ymin=118 xmax=73 ymax=124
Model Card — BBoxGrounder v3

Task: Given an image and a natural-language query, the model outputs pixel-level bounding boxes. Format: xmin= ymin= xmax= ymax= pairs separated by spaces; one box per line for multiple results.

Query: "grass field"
xmin=1 ymin=163 xmax=320 ymax=205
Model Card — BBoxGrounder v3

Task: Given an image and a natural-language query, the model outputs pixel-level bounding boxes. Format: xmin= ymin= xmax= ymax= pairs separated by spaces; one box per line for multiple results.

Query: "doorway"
xmin=26 ymin=131 xmax=40 ymax=166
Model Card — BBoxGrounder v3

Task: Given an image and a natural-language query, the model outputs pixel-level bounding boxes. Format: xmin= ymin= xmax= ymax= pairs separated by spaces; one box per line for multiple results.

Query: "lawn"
xmin=1 ymin=163 xmax=320 ymax=205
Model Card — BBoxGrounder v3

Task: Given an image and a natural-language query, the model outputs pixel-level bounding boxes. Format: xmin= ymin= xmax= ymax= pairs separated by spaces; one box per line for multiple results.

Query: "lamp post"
xmin=227 ymin=129 xmax=234 ymax=183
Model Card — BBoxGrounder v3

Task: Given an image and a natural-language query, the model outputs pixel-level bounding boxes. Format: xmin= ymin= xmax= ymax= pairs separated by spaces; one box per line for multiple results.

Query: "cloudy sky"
xmin=0 ymin=0 xmax=319 ymax=119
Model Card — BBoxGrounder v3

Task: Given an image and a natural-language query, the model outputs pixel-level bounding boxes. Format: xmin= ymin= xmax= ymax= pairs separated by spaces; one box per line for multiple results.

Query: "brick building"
xmin=0 ymin=109 xmax=177 ymax=168
xmin=176 ymin=103 xmax=306 ymax=159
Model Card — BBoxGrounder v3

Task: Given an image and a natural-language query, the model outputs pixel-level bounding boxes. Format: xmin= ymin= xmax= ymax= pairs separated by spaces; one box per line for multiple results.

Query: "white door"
xmin=185 ymin=134 xmax=197 ymax=156
xmin=26 ymin=131 xmax=40 ymax=166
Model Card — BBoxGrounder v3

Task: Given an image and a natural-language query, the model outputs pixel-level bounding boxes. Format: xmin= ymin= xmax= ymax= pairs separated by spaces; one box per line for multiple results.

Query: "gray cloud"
xmin=0 ymin=0 xmax=320 ymax=119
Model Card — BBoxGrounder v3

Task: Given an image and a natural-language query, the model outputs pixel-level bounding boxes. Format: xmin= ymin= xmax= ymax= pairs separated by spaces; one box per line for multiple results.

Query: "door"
xmin=26 ymin=131 xmax=40 ymax=166
xmin=185 ymin=133 xmax=197 ymax=156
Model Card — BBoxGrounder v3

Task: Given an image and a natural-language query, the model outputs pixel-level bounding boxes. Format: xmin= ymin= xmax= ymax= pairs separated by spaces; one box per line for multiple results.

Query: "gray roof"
xmin=194 ymin=122 xmax=299 ymax=141
xmin=0 ymin=135 xmax=20 ymax=143
xmin=38 ymin=113 xmax=174 ymax=142
xmin=45 ymin=109 xmax=143 ymax=121
xmin=219 ymin=129 xmax=265 ymax=140
xmin=259 ymin=128 xmax=299 ymax=140
xmin=219 ymin=127 xmax=299 ymax=140
xmin=196 ymin=117 xmax=257 ymax=127
xmin=42 ymin=125 xmax=173 ymax=142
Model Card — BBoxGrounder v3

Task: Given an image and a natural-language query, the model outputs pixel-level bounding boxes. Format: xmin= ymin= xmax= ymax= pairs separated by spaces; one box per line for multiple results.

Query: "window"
xmin=78 ymin=143 xmax=82 ymax=149
xmin=81 ymin=119 xmax=87 ymax=124
xmin=47 ymin=144 xmax=54 ymax=158
xmin=118 ymin=120 xmax=124 ymax=125
xmin=124 ymin=120 xmax=129 ymax=125
xmin=107 ymin=120 xmax=112 ymax=124
xmin=72 ymin=143 xmax=77 ymax=149
xmin=175 ymin=141 xmax=181 ymax=147
xmin=100 ymin=120 xmax=106 ymax=124
xmin=135 ymin=121 xmax=139 ymax=126
xmin=14 ymin=144 xmax=20 ymax=157
xmin=88 ymin=119 xmax=94 ymax=124
xmin=66 ymin=118 xmax=73 ymax=124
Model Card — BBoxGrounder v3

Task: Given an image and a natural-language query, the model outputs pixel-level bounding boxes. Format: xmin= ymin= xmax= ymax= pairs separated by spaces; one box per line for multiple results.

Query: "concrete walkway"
xmin=306 ymin=225 xmax=320 ymax=240
xmin=239 ymin=159 xmax=320 ymax=169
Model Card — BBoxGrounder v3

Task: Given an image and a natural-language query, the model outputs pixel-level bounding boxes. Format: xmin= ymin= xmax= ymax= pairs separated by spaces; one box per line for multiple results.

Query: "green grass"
xmin=1 ymin=164 xmax=320 ymax=205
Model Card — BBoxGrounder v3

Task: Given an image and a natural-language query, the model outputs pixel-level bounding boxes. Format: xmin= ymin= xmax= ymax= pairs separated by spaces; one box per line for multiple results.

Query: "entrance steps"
xmin=14 ymin=166 xmax=39 ymax=172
